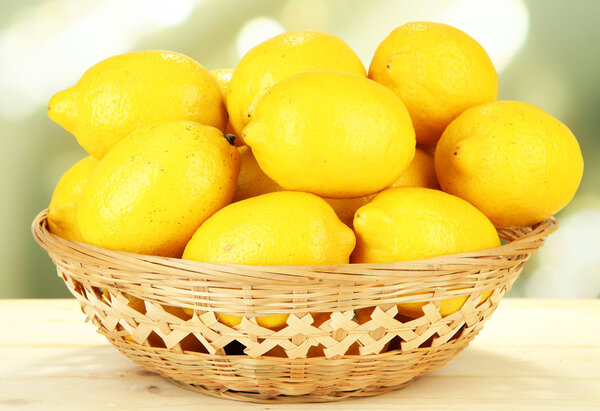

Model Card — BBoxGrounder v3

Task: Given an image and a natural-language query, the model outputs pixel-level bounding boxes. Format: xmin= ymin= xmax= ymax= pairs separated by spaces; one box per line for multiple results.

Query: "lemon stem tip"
xmin=224 ymin=134 xmax=236 ymax=146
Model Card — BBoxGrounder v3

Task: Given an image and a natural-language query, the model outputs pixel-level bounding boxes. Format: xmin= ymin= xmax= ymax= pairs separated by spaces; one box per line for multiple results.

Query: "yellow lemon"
xmin=244 ymin=71 xmax=416 ymax=198
xmin=215 ymin=313 xmax=290 ymax=330
xmin=227 ymin=30 xmax=366 ymax=140
xmin=419 ymin=143 xmax=436 ymax=157
xmin=210 ymin=68 xmax=241 ymax=144
xmin=369 ymin=22 xmax=498 ymax=145
xmin=324 ymin=148 xmax=438 ymax=226
xmin=78 ymin=121 xmax=240 ymax=257
xmin=48 ymin=51 xmax=226 ymax=158
xmin=323 ymin=197 xmax=371 ymax=229
xmin=102 ymin=289 xmax=146 ymax=314
xmin=233 ymin=145 xmax=282 ymax=202
xmin=352 ymin=187 xmax=499 ymax=262
xmin=391 ymin=147 xmax=439 ymax=189
xmin=352 ymin=187 xmax=500 ymax=318
xmin=435 ymin=101 xmax=584 ymax=227
xmin=183 ymin=191 xmax=355 ymax=265
xmin=183 ymin=191 xmax=356 ymax=329
xmin=48 ymin=156 xmax=99 ymax=242
xmin=181 ymin=307 xmax=288 ymax=330
xmin=210 ymin=68 xmax=233 ymax=100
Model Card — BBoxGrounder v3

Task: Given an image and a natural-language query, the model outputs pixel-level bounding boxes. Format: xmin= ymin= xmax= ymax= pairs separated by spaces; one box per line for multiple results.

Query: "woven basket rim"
xmin=32 ymin=208 xmax=557 ymax=285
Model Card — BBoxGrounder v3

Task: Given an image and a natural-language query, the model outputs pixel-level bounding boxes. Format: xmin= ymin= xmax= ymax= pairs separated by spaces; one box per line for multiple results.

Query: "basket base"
xmin=168 ymin=376 xmax=419 ymax=404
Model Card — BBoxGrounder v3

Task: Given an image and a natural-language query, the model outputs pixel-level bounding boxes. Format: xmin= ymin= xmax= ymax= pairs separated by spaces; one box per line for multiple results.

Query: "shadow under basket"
xmin=32 ymin=210 xmax=557 ymax=403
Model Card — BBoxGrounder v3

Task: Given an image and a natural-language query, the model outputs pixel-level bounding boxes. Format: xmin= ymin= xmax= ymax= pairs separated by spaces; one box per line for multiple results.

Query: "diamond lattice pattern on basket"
xmin=59 ymin=272 xmax=512 ymax=359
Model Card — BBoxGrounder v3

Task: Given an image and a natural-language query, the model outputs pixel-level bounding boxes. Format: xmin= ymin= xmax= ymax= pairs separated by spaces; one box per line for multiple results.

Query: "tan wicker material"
xmin=32 ymin=209 xmax=557 ymax=403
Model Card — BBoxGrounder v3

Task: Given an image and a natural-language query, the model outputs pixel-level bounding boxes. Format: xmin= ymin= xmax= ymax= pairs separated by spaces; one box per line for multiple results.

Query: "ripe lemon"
xmin=48 ymin=156 xmax=98 ymax=242
xmin=214 ymin=313 xmax=290 ymax=330
xmin=227 ymin=30 xmax=366 ymax=140
xmin=233 ymin=145 xmax=282 ymax=202
xmin=231 ymin=146 xmax=436 ymax=226
xmin=210 ymin=68 xmax=233 ymax=100
xmin=78 ymin=121 xmax=240 ymax=257
xmin=369 ymin=22 xmax=498 ymax=145
xmin=183 ymin=191 xmax=356 ymax=329
xmin=48 ymin=51 xmax=226 ymax=158
xmin=419 ymin=143 xmax=436 ymax=157
xmin=324 ymin=148 xmax=438 ymax=226
xmin=352 ymin=187 xmax=500 ymax=318
xmin=244 ymin=71 xmax=416 ymax=198
xmin=435 ymin=101 xmax=584 ymax=227
xmin=183 ymin=191 xmax=355 ymax=265
xmin=181 ymin=307 xmax=288 ymax=331
xmin=210 ymin=68 xmax=240 ymax=143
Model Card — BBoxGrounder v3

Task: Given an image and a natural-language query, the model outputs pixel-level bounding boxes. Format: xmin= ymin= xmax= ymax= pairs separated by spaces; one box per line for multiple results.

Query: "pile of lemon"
xmin=47 ymin=22 xmax=583 ymax=327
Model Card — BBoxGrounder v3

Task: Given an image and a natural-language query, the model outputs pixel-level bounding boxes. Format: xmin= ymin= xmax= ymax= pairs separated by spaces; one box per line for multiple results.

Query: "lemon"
xmin=419 ymin=143 xmax=436 ymax=157
xmin=227 ymin=30 xmax=366 ymax=140
xmin=78 ymin=121 xmax=240 ymax=257
xmin=102 ymin=289 xmax=146 ymax=314
xmin=184 ymin=191 xmax=354 ymax=265
xmin=233 ymin=145 xmax=282 ymax=202
xmin=398 ymin=290 xmax=493 ymax=318
xmin=244 ymin=71 xmax=416 ymax=198
xmin=435 ymin=101 xmax=584 ymax=227
xmin=352 ymin=187 xmax=500 ymax=318
xmin=323 ymin=197 xmax=371 ymax=230
xmin=232 ymin=145 xmax=435 ymax=226
xmin=210 ymin=68 xmax=241 ymax=144
xmin=181 ymin=307 xmax=288 ymax=330
xmin=369 ymin=22 xmax=498 ymax=145
xmin=215 ymin=313 xmax=291 ymax=330
xmin=48 ymin=156 xmax=98 ymax=242
xmin=324 ymin=148 xmax=438 ymax=226
xmin=183 ymin=191 xmax=356 ymax=329
xmin=48 ymin=51 xmax=226 ymax=158
xmin=352 ymin=187 xmax=499 ymax=262
xmin=210 ymin=68 xmax=233 ymax=100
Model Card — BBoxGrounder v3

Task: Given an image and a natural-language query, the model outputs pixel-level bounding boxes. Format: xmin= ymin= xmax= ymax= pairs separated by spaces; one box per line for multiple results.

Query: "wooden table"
xmin=1 ymin=299 xmax=598 ymax=410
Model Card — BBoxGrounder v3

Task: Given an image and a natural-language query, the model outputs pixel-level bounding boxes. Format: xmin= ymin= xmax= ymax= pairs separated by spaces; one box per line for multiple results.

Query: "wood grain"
xmin=0 ymin=298 xmax=598 ymax=410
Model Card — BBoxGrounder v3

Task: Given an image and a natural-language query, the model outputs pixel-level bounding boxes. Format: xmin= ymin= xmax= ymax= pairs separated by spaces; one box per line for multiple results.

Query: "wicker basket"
xmin=32 ymin=209 xmax=557 ymax=403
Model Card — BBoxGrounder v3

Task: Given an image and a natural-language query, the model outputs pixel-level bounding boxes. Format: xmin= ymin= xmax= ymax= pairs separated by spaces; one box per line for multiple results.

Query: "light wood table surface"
xmin=0 ymin=299 xmax=598 ymax=410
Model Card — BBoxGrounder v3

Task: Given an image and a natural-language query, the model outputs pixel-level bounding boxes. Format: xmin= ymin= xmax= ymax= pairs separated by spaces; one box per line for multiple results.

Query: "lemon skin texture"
xmin=77 ymin=121 xmax=240 ymax=258
xmin=352 ymin=187 xmax=500 ymax=317
xmin=324 ymin=147 xmax=438 ymax=226
xmin=183 ymin=191 xmax=355 ymax=329
xmin=48 ymin=156 xmax=99 ymax=242
xmin=369 ymin=22 xmax=498 ymax=145
xmin=243 ymin=71 xmax=416 ymax=199
xmin=435 ymin=101 xmax=584 ymax=227
xmin=209 ymin=68 xmax=234 ymax=100
xmin=233 ymin=145 xmax=283 ymax=202
xmin=227 ymin=30 xmax=366 ymax=140
xmin=48 ymin=50 xmax=226 ymax=158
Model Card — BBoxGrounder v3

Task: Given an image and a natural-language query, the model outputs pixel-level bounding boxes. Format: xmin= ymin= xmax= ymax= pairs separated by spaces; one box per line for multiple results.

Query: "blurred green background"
xmin=1 ymin=0 xmax=598 ymax=298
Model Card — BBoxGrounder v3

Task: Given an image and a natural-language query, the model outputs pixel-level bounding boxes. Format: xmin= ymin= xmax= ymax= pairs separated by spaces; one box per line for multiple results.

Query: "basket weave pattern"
xmin=32 ymin=210 xmax=557 ymax=403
